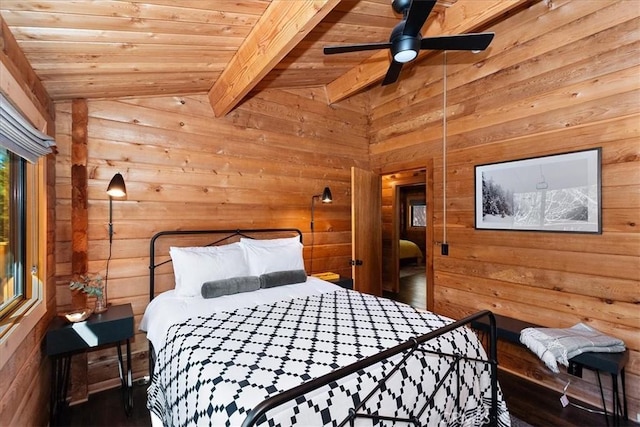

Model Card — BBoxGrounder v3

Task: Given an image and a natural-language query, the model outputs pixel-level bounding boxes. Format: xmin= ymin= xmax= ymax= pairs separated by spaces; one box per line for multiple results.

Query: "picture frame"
xmin=474 ymin=148 xmax=601 ymax=233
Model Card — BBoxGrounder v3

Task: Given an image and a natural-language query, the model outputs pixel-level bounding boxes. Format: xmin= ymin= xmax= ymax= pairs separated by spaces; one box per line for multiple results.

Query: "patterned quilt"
xmin=148 ymin=289 xmax=510 ymax=426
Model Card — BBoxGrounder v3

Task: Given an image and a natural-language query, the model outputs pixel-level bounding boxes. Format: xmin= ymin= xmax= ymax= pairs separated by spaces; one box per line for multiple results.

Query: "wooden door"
xmin=351 ymin=166 xmax=382 ymax=296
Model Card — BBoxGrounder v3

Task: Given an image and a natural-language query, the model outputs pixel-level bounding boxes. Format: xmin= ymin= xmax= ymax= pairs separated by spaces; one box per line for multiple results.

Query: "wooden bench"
xmin=471 ymin=313 xmax=628 ymax=427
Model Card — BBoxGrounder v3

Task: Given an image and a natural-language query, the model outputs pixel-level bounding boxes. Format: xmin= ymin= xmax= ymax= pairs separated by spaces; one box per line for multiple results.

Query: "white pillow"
xmin=170 ymin=243 xmax=250 ymax=297
xmin=240 ymin=237 xmax=304 ymax=276
xmin=239 ymin=236 xmax=301 ymax=247
xmin=173 ymin=245 xmax=224 ymax=252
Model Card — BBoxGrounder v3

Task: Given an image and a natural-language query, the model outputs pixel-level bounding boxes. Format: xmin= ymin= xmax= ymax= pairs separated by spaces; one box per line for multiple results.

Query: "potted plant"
xmin=69 ymin=274 xmax=107 ymax=313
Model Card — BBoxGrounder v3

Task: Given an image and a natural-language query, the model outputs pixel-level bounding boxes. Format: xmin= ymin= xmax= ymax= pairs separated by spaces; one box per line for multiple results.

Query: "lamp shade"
xmin=107 ymin=173 xmax=127 ymax=198
xmin=321 ymin=187 xmax=332 ymax=203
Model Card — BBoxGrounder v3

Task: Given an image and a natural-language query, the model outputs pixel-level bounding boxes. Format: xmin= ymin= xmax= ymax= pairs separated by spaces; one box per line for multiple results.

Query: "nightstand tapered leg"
xmin=116 ymin=340 xmax=133 ymax=416
xmin=50 ymin=355 xmax=72 ymax=425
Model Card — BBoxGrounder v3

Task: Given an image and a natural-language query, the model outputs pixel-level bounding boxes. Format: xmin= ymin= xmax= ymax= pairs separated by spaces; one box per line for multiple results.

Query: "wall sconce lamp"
xmin=107 ymin=172 xmax=127 ymax=244
xmin=104 ymin=173 xmax=126 ymax=310
xmin=310 ymin=186 xmax=332 ymax=232
xmin=310 ymin=187 xmax=332 ymax=274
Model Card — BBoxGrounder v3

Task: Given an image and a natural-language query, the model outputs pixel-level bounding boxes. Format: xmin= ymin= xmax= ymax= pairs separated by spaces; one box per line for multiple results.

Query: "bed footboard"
xmin=242 ymin=310 xmax=499 ymax=427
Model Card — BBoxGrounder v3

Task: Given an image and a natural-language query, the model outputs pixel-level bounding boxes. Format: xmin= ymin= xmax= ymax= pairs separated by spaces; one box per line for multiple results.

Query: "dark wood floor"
xmin=499 ymin=370 xmax=638 ymax=427
xmin=383 ymin=267 xmax=426 ymax=310
xmin=54 ymin=369 xmax=636 ymax=427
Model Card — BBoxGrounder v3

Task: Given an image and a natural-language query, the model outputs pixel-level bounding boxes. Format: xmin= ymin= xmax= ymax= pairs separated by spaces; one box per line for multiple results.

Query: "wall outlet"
xmin=441 ymin=243 xmax=449 ymax=256
xmin=568 ymin=361 xmax=582 ymax=378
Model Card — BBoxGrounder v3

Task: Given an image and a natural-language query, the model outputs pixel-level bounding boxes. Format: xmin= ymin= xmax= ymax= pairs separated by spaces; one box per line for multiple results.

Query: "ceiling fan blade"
xmin=420 ymin=33 xmax=495 ymax=51
xmin=324 ymin=42 xmax=391 ymax=55
xmin=403 ymin=0 xmax=436 ymax=36
xmin=382 ymin=60 xmax=404 ymax=86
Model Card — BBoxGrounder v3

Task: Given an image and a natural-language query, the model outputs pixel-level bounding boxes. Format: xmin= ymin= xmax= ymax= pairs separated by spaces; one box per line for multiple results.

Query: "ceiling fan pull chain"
xmin=442 ymin=51 xmax=448 ymax=247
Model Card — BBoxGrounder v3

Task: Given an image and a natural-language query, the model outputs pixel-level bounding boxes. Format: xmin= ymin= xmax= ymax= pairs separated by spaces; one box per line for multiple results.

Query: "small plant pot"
xmin=94 ymin=296 xmax=108 ymax=313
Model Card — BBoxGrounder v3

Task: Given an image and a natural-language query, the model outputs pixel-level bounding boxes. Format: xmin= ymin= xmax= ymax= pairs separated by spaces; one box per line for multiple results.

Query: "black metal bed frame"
xmin=149 ymin=228 xmax=303 ymax=301
xmin=242 ymin=309 xmax=499 ymax=427
xmin=147 ymin=228 xmax=500 ymax=427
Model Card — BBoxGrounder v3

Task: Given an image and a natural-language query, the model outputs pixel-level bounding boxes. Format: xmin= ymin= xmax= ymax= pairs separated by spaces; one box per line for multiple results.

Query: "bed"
xmin=399 ymin=239 xmax=423 ymax=265
xmin=140 ymin=229 xmax=509 ymax=427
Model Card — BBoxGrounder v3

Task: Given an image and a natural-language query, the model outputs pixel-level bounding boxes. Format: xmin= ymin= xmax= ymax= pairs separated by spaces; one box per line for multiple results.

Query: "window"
xmin=0 ymin=148 xmax=27 ymax=319
xmin=0 ymin=148 xmax=46 ymax=363
xmin=0 ymin=79 xmax=51 ymax=368
xmin=409 ymin=200 xmax=426 ymax=228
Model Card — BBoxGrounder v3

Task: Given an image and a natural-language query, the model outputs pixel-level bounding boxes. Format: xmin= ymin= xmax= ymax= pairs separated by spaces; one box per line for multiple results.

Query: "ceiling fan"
xmin=323 ymin=0 xmax=495 ymax=85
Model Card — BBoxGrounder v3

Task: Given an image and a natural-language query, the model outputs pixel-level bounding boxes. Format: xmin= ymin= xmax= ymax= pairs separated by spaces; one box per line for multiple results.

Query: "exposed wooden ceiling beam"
xmin=208 ymin=0 xmax=341 ymax=117
xmin=324 ymin=0 xmax=535 ymax=104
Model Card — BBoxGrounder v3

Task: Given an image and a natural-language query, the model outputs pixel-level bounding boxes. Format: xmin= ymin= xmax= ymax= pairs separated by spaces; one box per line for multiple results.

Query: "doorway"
xmin=396 ymin=184 xmax=427 ymax=309
xmin=380 ymin=168 xmax=432 ymax=311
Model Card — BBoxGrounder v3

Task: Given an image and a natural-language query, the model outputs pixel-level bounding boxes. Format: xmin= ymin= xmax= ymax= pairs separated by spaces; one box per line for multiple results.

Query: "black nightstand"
xmin=46 ymin=303 xmax=134 ymax=424
xmin=329 ymin=276 xmax=354 ymax=290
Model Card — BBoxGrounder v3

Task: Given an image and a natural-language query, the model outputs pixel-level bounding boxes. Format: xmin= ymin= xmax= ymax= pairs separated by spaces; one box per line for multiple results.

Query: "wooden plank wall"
xmin=368 ymin=0 xmax=639 ymax=418
xmin=53 ymin=88 xmax=369 ymax=397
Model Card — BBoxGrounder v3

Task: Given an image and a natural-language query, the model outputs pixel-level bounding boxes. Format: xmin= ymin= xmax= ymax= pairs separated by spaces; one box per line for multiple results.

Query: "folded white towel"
xmin=520 ymin=323 xmax=625 ymax=373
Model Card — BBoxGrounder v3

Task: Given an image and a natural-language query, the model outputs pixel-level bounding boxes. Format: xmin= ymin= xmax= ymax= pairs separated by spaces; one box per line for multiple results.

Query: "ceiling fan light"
xmin=394 ymin=49 xmax=417 ymax=63
xmin=391 ymin=36 xmax=421 ymax=63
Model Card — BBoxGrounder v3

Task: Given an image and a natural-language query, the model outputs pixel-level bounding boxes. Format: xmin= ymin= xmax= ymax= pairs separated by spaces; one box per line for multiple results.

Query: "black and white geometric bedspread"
xmin=148 ymin=290 xmax=510 ymax=426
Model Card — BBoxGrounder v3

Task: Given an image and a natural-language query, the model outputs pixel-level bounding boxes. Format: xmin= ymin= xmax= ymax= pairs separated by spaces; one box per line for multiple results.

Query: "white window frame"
xmin=407 ymin=195 xmax=426 ymax=229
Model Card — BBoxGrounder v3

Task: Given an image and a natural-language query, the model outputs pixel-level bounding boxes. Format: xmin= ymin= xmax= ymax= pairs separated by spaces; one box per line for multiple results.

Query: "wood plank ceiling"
xmin=0 ymin=0 xmax=528 ymax=116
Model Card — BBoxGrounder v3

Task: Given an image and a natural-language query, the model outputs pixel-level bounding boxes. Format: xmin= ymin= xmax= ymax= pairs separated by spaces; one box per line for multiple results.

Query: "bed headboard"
xmin=149 ymin=228 xmax=303 ymax=301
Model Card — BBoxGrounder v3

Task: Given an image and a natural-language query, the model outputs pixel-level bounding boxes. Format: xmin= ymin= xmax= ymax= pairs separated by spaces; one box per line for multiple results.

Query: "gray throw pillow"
xmin=201 ymin=276 xmax=260 ymax=298
xmin=259 ymin=269 xmax=307 ymax=288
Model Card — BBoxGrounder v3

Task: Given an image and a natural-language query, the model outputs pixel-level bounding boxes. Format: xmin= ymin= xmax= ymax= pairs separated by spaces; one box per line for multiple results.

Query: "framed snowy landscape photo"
xmin=475 ymin=148 xmax=601 ymax=233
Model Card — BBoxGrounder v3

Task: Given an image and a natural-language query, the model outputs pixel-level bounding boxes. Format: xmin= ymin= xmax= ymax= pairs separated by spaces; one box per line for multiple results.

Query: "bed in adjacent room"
xmin=399 ymin=239 xmax=423 ymax=265
xmin=140 ymin=229 xmax=509 ymax=427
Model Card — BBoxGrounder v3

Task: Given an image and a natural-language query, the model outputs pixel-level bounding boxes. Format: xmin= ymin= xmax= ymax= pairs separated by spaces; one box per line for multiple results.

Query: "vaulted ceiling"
xmin=0 ymin=0 xmax=530 ymax=116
